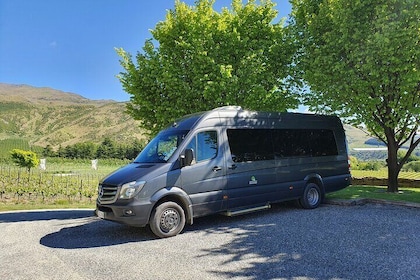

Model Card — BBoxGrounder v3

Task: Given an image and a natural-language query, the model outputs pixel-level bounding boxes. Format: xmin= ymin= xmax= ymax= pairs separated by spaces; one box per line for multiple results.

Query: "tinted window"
xmin=272 ymin=129 xmax=338 ymax=157
xmin=227 ymin=129 xmax=338 ymax=162
xmin=227 ymin=129 xmax=274 ymax=162
xmin=308 ymin=129 xmax=339 ymax=156
xmin=186 ymin=131 xmax=218 ymax=162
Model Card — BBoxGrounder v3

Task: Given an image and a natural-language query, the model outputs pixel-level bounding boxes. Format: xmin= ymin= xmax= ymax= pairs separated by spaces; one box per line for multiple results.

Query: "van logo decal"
xmin=249 ymin=176 xmax=258 ymax=185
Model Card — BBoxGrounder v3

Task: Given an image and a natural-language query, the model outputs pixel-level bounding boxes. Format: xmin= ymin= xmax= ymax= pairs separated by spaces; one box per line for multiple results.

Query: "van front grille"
xmin=98 ymin=184 xmax=119 ymax=204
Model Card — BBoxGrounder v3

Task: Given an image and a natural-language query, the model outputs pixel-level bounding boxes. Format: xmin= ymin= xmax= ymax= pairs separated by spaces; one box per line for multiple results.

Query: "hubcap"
xmin=307 ymin=188 xmax=319 ymax=206
xmin=160 ymin=208 xmax=179 ymax=232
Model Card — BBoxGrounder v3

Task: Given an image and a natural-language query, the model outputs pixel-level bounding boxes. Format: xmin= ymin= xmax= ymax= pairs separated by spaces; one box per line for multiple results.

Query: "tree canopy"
xmin=290 ymin=0 xmax=420 ymax=192
xmin=117 ymin=0 xmax=297 ymax=135
xmin=10 ymin=149 xmax=39 ymax=172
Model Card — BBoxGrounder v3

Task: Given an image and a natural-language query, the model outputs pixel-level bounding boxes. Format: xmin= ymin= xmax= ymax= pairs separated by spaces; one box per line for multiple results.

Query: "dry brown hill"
xmin=0 ymin=83 xmax=146 ymax=149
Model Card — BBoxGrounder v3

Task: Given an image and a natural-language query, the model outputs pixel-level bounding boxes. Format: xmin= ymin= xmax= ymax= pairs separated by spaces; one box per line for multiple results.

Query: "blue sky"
xmin=0 ymin=0 xmax=292 ymax=101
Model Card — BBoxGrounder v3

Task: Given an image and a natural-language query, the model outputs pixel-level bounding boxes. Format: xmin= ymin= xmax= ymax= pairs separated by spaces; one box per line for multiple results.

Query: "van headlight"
xmin=119 ymin=181 xmax=146 ymax=199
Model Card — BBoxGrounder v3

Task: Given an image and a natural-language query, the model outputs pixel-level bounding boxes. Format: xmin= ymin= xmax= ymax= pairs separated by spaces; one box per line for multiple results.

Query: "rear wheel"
xmin=299 ymin=183 xmax=322 ymax=209
xmin=150 ymin=201 xmax=186 ymax=238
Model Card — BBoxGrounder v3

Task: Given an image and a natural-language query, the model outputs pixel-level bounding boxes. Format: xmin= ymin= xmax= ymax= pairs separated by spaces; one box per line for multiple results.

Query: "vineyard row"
xmin=0 ymin=167 xmax=101 ymax=202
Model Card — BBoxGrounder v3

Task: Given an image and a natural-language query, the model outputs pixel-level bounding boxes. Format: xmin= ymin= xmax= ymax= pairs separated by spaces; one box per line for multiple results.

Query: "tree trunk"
xmin=386 ymin=137 xmax=399 ymax=193
xmin=387 ymin=162 xmax=399 ymax=193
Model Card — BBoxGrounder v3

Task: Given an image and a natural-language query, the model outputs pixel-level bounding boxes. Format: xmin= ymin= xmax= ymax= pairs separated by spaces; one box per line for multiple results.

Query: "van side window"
xmin=227 ymin=129 xmax=338 ymax=162
xmin=308 ymin=129 xmax=339 ymax=156
xmin=186 ymin=131 xmax=218 ymax=162
xmin=272 ymin=129 xmax=338 ymax=157
xmin=227 ymin=129 xmax=274 ymax=162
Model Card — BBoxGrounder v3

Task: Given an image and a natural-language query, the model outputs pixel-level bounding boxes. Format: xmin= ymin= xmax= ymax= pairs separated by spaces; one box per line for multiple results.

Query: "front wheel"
xmin=150 ymin=201 xmax=186 ymax=238
xmin=299 ymin=183 xmax=322 ymax=209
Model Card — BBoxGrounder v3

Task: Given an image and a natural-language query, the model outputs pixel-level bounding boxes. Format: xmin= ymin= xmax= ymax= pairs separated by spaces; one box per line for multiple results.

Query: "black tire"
xmin=149 ymin=201 xmax=186 ymax=238
xmin=299 ymin=182 xmax=322 ymax=209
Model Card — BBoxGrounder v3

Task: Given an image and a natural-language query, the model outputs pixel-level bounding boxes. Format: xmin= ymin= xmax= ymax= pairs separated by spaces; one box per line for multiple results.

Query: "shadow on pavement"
xmin=0 ymin=209 xmax=156 ymax=248
xmin=40 ymin=219 xmax=156 ymax=249
xmin=0 ymin=209 xmax=95 ymax=223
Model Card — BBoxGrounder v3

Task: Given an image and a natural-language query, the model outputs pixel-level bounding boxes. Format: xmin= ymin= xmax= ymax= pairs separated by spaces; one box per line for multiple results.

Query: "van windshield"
xmin=133 ymin=130 xmax=189 ymax=163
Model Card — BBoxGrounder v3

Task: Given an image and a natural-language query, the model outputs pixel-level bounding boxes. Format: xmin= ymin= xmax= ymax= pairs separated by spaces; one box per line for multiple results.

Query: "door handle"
xmin=228 ymin=164 xmax=237 ymax=170
xmin=212 ymin=166 xmax=222 ymax=172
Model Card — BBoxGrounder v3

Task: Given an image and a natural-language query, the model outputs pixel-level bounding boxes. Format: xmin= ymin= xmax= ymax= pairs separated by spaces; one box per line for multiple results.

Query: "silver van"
xmin=96 ymin=106 xmax=351 ymax=238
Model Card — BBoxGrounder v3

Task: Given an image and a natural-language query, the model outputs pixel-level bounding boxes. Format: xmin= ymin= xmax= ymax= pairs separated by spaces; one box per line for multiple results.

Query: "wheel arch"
xmin=304 ymin=173 xmax=325 ymax=200
xmin=150 ymin=187 xmax=194 ymax=225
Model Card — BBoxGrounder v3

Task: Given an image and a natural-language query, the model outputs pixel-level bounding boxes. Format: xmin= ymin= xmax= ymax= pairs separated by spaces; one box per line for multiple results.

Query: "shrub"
xmin=402 ymin=161 xmax=420 ymax=172
xmin=349 ymin=156 xmax=358 ymax=169
xmin=358 ymin=161 xmax=384 ymax=171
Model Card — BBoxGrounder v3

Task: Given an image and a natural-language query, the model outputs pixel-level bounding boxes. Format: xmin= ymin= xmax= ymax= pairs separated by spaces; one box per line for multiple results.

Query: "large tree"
xmin=117 ymin=0 xmax=297 ymax=135
xmin=290 ymin=0 xmax=420 ymax=192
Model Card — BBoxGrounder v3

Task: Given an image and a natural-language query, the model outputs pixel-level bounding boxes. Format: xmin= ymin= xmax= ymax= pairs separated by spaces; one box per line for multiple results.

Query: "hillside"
xmin=0 ymin=83 xmax=146 ymax=149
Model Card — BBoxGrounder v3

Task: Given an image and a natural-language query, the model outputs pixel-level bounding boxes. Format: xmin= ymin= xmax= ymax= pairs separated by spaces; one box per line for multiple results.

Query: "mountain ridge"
xmin=0 ymin=83 xmax=145 ymax=149
xmin=0 ymin=83 xmax=114 ymax=104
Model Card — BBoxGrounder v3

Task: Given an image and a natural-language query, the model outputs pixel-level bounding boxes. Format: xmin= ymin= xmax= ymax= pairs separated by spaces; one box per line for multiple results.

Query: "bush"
xmin=349 ymin=156 xmax=384 ymax=171
xmin=402 ymin=161 xmax=420 ymax=172
xmin=355 ymin=161 xmax=384 ymax=171
xmin=349 ymin=156 xmax=358 ymax=169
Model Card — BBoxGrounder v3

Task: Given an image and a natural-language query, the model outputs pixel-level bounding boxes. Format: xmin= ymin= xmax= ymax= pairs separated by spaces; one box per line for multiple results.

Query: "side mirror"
xmin=180 ymin=148 xmax=195 ymax=167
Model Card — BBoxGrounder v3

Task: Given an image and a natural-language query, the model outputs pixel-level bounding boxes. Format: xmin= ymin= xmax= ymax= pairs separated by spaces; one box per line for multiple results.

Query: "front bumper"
xmin=95 ymin=200 xmax=153 ymax=227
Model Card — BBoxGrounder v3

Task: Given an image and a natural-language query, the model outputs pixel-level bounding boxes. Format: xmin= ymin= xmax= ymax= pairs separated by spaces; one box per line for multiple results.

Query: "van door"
xmin=180 ymin=129 xmax=227 ymax=217
xmin=225 ymin=129 xmax=278 ymax=209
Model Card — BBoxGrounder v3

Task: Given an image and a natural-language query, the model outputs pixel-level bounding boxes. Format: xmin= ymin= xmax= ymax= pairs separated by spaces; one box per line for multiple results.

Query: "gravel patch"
xmin=0 ymin=203 xmax=418 ymax=280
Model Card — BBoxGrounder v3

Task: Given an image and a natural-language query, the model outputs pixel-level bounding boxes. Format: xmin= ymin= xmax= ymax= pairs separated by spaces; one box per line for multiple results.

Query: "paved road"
xmin=0 ymin=203 xmax=419 ymax=280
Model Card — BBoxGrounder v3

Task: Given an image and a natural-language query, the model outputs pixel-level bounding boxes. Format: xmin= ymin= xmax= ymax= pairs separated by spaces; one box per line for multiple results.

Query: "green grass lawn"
xmin=326 ymin=185 xmax=420 ymax=204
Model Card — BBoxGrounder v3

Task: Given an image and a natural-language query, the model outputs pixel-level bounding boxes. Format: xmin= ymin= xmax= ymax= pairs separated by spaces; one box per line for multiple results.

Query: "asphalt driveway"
xmin=0 ymin=203 xmax=418 ymax=280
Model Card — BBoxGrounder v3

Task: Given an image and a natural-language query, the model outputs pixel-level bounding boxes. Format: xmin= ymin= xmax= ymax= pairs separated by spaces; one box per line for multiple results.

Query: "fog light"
xmin=124 ymin=209 xmax=134 ymax=216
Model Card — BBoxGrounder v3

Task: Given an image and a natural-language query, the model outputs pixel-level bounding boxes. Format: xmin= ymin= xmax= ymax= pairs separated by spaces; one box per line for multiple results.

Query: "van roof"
xmin=166 ymin=106 xmax=341 ymax=131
